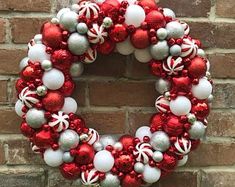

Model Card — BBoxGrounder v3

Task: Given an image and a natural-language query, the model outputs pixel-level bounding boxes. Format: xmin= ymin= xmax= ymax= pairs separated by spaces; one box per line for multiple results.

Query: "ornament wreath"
xmin=15 ymin=0 xmax=213 ymax=186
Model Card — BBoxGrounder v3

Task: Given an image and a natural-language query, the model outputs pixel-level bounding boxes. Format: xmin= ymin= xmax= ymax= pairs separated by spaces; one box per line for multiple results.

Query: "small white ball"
xmin=15 ymin=100 xmax=25 ymax=117
xmin=150 ymin=41 xmax=169 ymax=60
xmin=100 ymin=172 xmax=120 ymax=187
xmin=71 ymin=4 xmax=80 ymax=12
xmin=41 ymin=60 xmax=52 ymax=71
xmin=170 ymin=96 xmax=192 ymax=116
xmin=28 ymin=44 xmax=50 ymax=62
xmin=150 ymin=131 xmax=170 ymax=152
xmin=94 ymin=150 xmax=114 ymax=172
xmin=152 ymin=151 xmax=163 ymax=162
xmin=116 ymin=37 xmax=135 ymax=55
xmin=163 ymin=8 xmax=176 ymax=19
xmin=143 ymin=165 xmax=161 ymax=183
xmin=134 ymin=48 xmax=152 ymax=63
xmin=177 ymin=155 xmax=188 ymax=167
xmin=135 ymin=126 xmax=152 ymax=141
xmin=124 ymin=5 xmax=146 ymax=27
xmin=197 ymin=49 xmax=206 ymax=58
xmin=155 ymin=78 xmax=171 ymax=94
xmin=51 ymin=17 xmax=59 ymax=24
xmin=93 ymin=141 xmax=104 ymax=152
xmin=61 ymin=97 xmax=78 ymax=114
xmin=192 ymin=78 xmax=213 ymax=100
xmin=102 ymin=17 xmax=113 ymax=28
xmin=70 ymin=62 xmax=84 ymax=77
xmin=44 ymin=148 xmax=63 ymax=167
xmin=100 ymin=135 xmax=117 ymax=148
xmin=157 ymin=28 xmax=168 ymax=40
xmin=34 ymin=34 xmax=42 ymax=44
xmin=166 ymin=21 xmax=184 ymax=39
xmin=170 ymin=44 xmax=182 ymax=56
xmin=189 ymin=121 xmax=207 ymax=139
xmin=113 ymin=142 xmax=123 ymax=151
xmin=19 ymin=57 xmax=29 ymax=70
xmin=36 ymin=85 xmax=47 ymax=96
xmin=134 ymin=162 xmax=145 ymax=173
xmin=59 ymin=129 xmax=79 ymax=151
xmin=59 ymin=11 xmax=78 ymax=32
xmin=57 ymin=8 xmax=70 ymax=20
xmin=68 ymin=33 xmax=89 ymax=55
xmin=76 ymin=22 xmax=88 ymax=34
xmin=62 ymin=152 xmax=74 ymax=163
xmin=42 ymin=68 xmax=65 ymax=90
xmin=26 ymin=108 xmax=46 ymax=128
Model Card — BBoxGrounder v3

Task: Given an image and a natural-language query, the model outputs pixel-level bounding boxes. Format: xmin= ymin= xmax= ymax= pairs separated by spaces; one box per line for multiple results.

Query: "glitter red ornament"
xmin=20 ymin=122 xmax=35 ymax=138
xmin=100 ymin=0 xmax=120 ymax=16
xmin=130 ymin=28 xmax=150 ymax=49
xmin=75 ymin=143 xmax=95 ymax=165
xmin=60 ymin=163 xmax=81 ymax=180
xmin=145 ymin=10 xmax=166 ymax=30
xmin=159 ymin=153 xmax=177 ymax=172
xmin=97 ymin=40 xmax=116 ymax=55
xmin=187 ymin=57 xmax=207 ymax=78
xmin=150 ymin=113 xmax=166 ymax=132
xmin=191 ymin=101 xmax=210 ymax=120
xmin=16 ymin=79 xmax=27 ymax=93
xmin=33 ymin=128 xmax=57 ymax=148
xmin=109 ymin=24 xmax=128 ymax=43
xmin=149 ymin=60 xmax=164 ymax=77
xmin=115 ymin=154 xmax=134 ymax=173
xmin=122 ymin=174 xmax=141 ymax=187
xmin=172 ymin=76 xmax=192 ymax=94
xmin=164 ymin=115 xmax=184 ymax=136
xmin=119 ymin=135 xmax=134 ymax=151
xmin=42 ymin=91 xmax=64 ymax=112
xmin=59 ymin=79 xmax=75 ymax=97
xmin=51 ymin=49 xmax=73 ymax=71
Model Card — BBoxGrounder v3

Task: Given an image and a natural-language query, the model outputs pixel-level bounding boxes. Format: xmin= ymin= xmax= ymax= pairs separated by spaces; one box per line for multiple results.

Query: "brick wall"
xmin=0 ymin=0 xmax=234 ymax=186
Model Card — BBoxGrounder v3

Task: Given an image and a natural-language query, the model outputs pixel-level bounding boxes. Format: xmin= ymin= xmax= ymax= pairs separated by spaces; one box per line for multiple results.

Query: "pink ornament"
xmin=155 ymin=95 xmax=170 ymax=113
xmin=181 ymin=38 xmax=198 ymax=59
xmin=163 ymin=56 xmax=184 ymax=75
xmin=87 ymin=24 xmax=108 ymax=44
xmin=133 ymin=142 xmax=153 ymax=164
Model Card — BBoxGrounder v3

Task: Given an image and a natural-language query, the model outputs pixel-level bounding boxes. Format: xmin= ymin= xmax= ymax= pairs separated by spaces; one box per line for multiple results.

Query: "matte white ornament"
xmin=15 ymin=100 xmax=25 ymax=117
xmin=93 ymin=141 xmax=104 ymax=152
xmin=59 ymin=11 xmax=78 ymax=32
xmin=42 ymin=69 xmax=65 ymax=90
xmin=116 ymin=37 xmax=135 ymax=55
xmin=143 ymin=165 xmax=161 ymax=183
xmin=197 ymin=48 xmax=206 ymax=58
xmin=61 ymin=97 xmax=78 ymax=114
xmin=170 ymin=44 xmax=182 ymax=56
xmin=157 ymin=28 xmax=168 ymax=40
xmin=19 ymin=57 xmax=29 ymax=70
xmin=62 ymin=152 xmax=74 ymax=163
xmin=124 ymin=5 xmax=146 ymax=27
xmin=70 ymin=63 xmax=84 ymax=77
xmin=150 ymin=131 xmax=170 ymax=152
xmin=94 ymin=150 xmax=114 ymax=172
xmin=26 ymin=108 xmax=46 ymax=128
xmin=44 ymin=148 xmax=63 ymax=167
xmin=166 ymin=21 xmax=184 ymax=39
xmin=150 ymin=41 xmax=169 ymax=60
xmin=41 ymin=60 xmax=52 ymax=71
xmin=152 ymin=151 xmax=163 ymax=162
xmin=68 ymin=33 xmax=89 ymax=55
xmin=28 ymin=44 xmax=50 ymax=62
xmin=34 ymin=34 xmax=42 ymax=43
xmin=177 ymin=155 xmax=188 ymax=167
xmin=170 ymin=96 xmax=192 ymax=116
xmin=135 ymin=126 xmax=152 ymax=141
xmin=134 ymin=48 xmax=152 ymax=63
xmin=134 ymin=162 xmax=145 ymax=173
xmin=57 ymin=8 xmax=70 ymax=20
xmin=100 ymin=172 xmax=120 ymax=187
xmin=100 ymin=135 xmax=117 ymax=148
xmin=163 ymin=8 xmax=176 ymax=19
xmin=113 ymin=142 xmax=123 ymax=151
xmin=192 ymin=78 xmax=212 ymax=100
xmin=59 ymin=129 xmax=79 ymax=151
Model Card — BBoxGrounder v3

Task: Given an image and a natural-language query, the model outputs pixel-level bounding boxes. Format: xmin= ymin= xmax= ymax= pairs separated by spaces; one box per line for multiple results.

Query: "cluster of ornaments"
xmin=15 ymin=0 xmax=213 ymax=186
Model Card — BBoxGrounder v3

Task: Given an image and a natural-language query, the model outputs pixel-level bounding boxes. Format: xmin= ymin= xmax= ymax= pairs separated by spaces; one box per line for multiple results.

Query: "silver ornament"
xmin=166 ymin=21 xmax=184 ymax=39
xmin=156 ymin=28 xmax=168 ymax=40
xmin=70 ymin=62 xmax=84 ymax=77
xmin=102 ymin=17 xmax=113 ymax=28
xmin=93 ymin=141 xmax=104 ymax=151
xmin=59 ymin=129 xmax=79 ymax=151
xmin=100 ymin=173 xmax=120 ymax=187
xmin=113 ymin=142 xmax=123 ymax=151
xmin=62 ymin=152 xmax=74 ymax=163
xmin=59 ymin=11 xmax=78 ymax=32
xmin=207 ymin=94 xmax=214 ymax=103
xmin=189 ymin=121 xmax=207 ymax=139
xmin=134 ymin=162 xmax=145 ymax=173
xmin=71 ymin=4 xmax=80 ymax=12
xmin=26 ymin=108 xmax=46 ymax=128
xmin=76 ymin=22 xmax=88 ymax=34
xmin=19 ymin=57 xmax=29 ymax=70
xmin=41 ymin=60 xmax=52 ymax=71
xmin=170 ymin=44 xmax=182 ymax=56
xmin=68 ymin=33 xmax=89 ymax=55
xmin=155 ymin=78 xmax=171 ymax=94
xmin=36 ymin=85 xmax=47 ymax=96
xmin=163 ymin=8 xmax=176 ymax=19
xmin=100 ymin=135 xmax=117 ymax=148
xmin=34 ymin=34 xmax=42 ymax=44
xmin=152 ymin=151 xmax=163 ymax=162
xmin=197 ymin=49 xmax=206 ymax=58
xmin=187 ymin=113 xmax=197 ymax=124
xmin=150 ymin=41 xmax=169 ymax=60
xmin=150 ymin=131 xmax=170 ymax=152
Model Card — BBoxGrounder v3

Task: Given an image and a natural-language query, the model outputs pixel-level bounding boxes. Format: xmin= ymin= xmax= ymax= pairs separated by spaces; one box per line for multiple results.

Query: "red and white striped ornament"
xmin=180 ymin=21 xmax=190 ymax=35
xmin=163 ymin=56 xmax=184 ymax=75
xmin=87 ymin=24 xmax=108 ymax=44
xmin=19 ymin=87 xmax=39 ymax=108
xmin=81 ymin=169 xmax=99 ymax=185
xmin=78 ymin=1 xmax=100 ymax=19
xmin=155 ymin=95 xmax=170 ymax=113
xmin=174 ymin=137 xmax=191 ymax=155
xmin=133 ymin=142 xmax=153 ymax=164
xmin=180 ymin=38 xmax=198 ymax=59
xmin=83 ymin=47 xmax=97 ymax=64
xmin=30 ymin=142 xmax=42 ymax=154
xmin=28 ymin=39 xmax=36 ymax=50
xmin=48 ymin=111 xmax=70 ymax=132
xmin=86 ymin=128 xmax=100 ymax=145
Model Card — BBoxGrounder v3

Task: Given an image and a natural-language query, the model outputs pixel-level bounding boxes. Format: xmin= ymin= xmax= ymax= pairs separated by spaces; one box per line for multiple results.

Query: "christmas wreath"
xmin=15 ymin=0 xmax=213 ymax=186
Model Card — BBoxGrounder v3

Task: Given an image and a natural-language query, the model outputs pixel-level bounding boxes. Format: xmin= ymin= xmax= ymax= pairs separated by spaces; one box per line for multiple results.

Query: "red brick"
xmin=10 ymin=17 xmax=49 ymax=43
xmin=48 ymin=169 xmax=73 ymax=187
xmin=209 ymin=53 xmax=235 ymax=79
xmin=159 ymin=0 xmax=211 ymax=17
xmin=0 ymin=18 xmax=6 ymax=43
xmin=0 ymin=49 xmax=26 ymax=75
xmin=72 ymin=80 xmax=87 ymax=107
xmin=80 ymin=110 xmax=126 ymax=134
xmin=216 ymin=0 xmax=235 ymax=18
xmin=89 ymin=80 xmax=158 ymax=107
xmin=0 ymin=0 xmax=51 ymax=12
xmin=0 ymin=142 xmax=5 ymax=164
xmin=56 ymin=0 xmax=71 ymax=12
xmin=0 ymin=80 xmax=8 ymax=102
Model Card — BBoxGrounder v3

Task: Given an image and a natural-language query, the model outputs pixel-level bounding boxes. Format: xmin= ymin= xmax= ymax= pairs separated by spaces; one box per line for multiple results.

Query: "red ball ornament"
xmin=150 ymin=113 xmax=166 ymax=131
xmin=42 ymin=91 xmax=64 ymax=112
xmin=190 ymin=139 xmax=201 ymax=151
xmin=97 ymin=40 xmax=116 ymax=55
xmin=149 ymin=60 xmax=164 ymax=77
xmin=191 ymin=101 xmax=210 ymax=120
xmin=115 ymin=154 xmax=134 ymax=173
xmin=122 ymin=175 xmax=141 ymax=187
xmin=145 ymin=10 xmax=166 ymax=29
xmin=119 ymin=135 xmax=134 ymax=151
xmin=60 ymin=163 xmax=80 ymax=180
xmin=20 ymin=122 xmax=35 ymax=138
xmin=164 ymin=115 xmax=184 ymax=136
xmin=16 ymin=79 xmax=27 ymax=93
xmin=139 ymin=0 xmax=158 ymax=10
xmin=130 ymin=28 xmax=150 ymax=49
xmin=51 ymin=49 xmax=73 ymax=71
xmin=75 ymin=143 xmax=94 ymax=165
xmin=59 ymin=79 xmax=75 ymax=96
xmin=33 ymin=129 xmax=57 ymax=148
xmin=159 ymin=153 xmax=177 ymax=172
xmin=172 ymin=76 xmax=192 ymax=94
xmin=100 ymin=0 xmax=120 ymax=15
xmin=187 ymin=57 xmax=207 ymax=78
xmin=21 ymin=63 xmax=43 ymax=82
xmin=109 ymin=24 xmax=128 ymax=43
xmin=41 ymin=22 xmax=63 ymax=49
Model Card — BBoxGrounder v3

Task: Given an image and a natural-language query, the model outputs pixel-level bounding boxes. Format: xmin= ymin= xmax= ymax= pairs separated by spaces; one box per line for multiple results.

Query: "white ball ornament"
xmin=150 ymin=41 xmax=169 ymax=60
xmin=100 ymin=135 xmax=117 ymax=148
xmin=170 ymin=44 xmax=182 ymax=56
xmin=44 ymin=148 xmax=63 ymax=167
xmin=152 ymin=151 xmax=163 ymax=162
xmin=41 ymin=60 xmax=52 ymax=71
xmin=61 ymin=97 xmax=78 ymax=114
xmin=62 ymin=152 xmax=74 ymax=163
xmin=76 ymin=22 xmax=88 ymax=34
xmin=42 ymin=68 xmax=65 ymax=90
xmin=28 ymin=44 xmax=50 ymax=62
xmin=116 ymin=37 xmax=135 ymax=55
xmin=134 ymin=48 xmax=152 ymax=63
xmin=155 ymin=78 xmax=171 ymax=94
xmin=143 ymin=165 xmax=161 ymax=183
xmin=57 ymin=8 xmax=70 ymax=20
xmin=26 ymin=108 xmax=46 ymax=128
xmin=134 ymin=162 xmax=145 ymax=173
xmin=189 ymin=121 xmax=207 ymax=139
xmin=71 ymin=4 xmax=80 ymax=12
xmin=150 ymin=131 xmax=170 ymax=152
xmin=166 ymin=21 xmax=184 ymax=39
xmin=170 ymin=96 xmax=192 ymax=116
xmin=59 ymin=129 xmax=79 ymax=151
xmin=94 ymin=150 xmax=114 ymax=172
xmin=102 ymin=17 xmax=113 ymax=28
xmin=68 ymin=33 xmax=89 ymax=55
xmin=113 ymin=142 xmax=123 ymax=151
xmin=192 ymin=78 xmax=212 ymax=100
xmin=70 ymin=62 xmax=84 ymax=77
xmin=100 ymin=173 xmax=120 ymax=187
xmin=177 ymin=155 xmax=188 ymax=167
xmin=197 ymin=48 xmax=206 ymax=58
xmin=19 ymin=57 xmax=29 ymax=70
xmin=34 ymin=34 xmax=42 ymax=44
xmin=157 ymin=28 xmax=168 ymax=40
xmin=15 ymin=100 xmax=25 ymax=117
xmin=93 ymin=141 xmax=104 ymax=152
xmin=59 ymin=11 xmax=78 ymax=32
xmin=163 ymin=8 xmax=176 ymax=19
xmin=135 ymin=126 xmax=152 ymax=141
xmin=124 ymin=5 xmax=145 ymax=27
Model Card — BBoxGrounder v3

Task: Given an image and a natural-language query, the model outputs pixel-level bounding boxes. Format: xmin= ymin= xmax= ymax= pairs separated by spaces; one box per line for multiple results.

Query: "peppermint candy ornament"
xmin=48 ymin=111 xmax=69 ymax=132
xmin=81 ymin=169 xmax=99 ymax=185
xmin=78 ymin=1 xmax=100 ymax=19
xmin=163 ymin=56 xmax=184 ymax=75
xmin=180 ymin=21 xmax=190 ymax=35
xmin=30 ymin=143 xmax=42 ymax=154
xmin=87 ymin=24 xmax=108 ymax=44
xmin=86 ymin=128 xmax=100 ymax=145
xmin=155 ymin=95 xmax=170 ymax=113
xmin=133 ymin=142 xmax=153 ymax=164
xmin=83 ymin=47 xmax=97 ymax=63
xmin=174 ymin=137 xmax=191 ymax=155
xmin=181 ymin=38 xmax=198 ymax=59
xmin=19 ymin=87 xmax=39 ymax=108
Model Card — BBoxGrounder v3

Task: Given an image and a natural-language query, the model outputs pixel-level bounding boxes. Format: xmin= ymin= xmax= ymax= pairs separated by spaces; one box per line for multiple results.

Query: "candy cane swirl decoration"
xmin=15 ymin=0 xmax=213 ymax=186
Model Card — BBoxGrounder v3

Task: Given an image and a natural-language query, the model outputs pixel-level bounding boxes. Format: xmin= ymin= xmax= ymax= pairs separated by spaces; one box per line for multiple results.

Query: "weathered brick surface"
xmin=0 ymin=80 xmax=8 ymax=102
xmin=216 ymin=0 xmax=235 ymax=18
xmin=0 ymin=18 xmax=6 ymax=43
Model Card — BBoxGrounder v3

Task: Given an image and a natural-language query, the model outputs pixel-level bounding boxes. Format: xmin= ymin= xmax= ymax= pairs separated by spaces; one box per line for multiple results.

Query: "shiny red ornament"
xmin=97 ymin=40 xmax=116 ymax=55
xmin=172 ymin=76 xmax=192 ymax=94
xmin=149 ymin=60 xmax=164 ymax=77
xmin=150 ymin=113 xmax=166 ymax=131
xmin=59 ymin=79 xmax=75 ymax=96
xmin=119 ymin=135 xmax=134 ymax=151
xmin=51 ymin=49 xmax=73 ymax=71
xmin=20 ymin=122 xmax=35 ymax=138
xmin=42 ymin=91 xmax=64 ymax=112
xmin=130 ymin=28 xmax=150 ymax=49
xmin=42 ymin=22 xmax=63 ymax=49
xmin=139 ymin=0 xmax=158 ymax=10
xmin=122 ymin=175 xmax=141 ymax=187
xmin=115 ymin=154 xmax=134 ymax=173
xmin=75 ymin=143 xmax=94 ymax=165
xmin=145 ymin=10 xmax=166 ymax=29
xmin=33 ymin=129 xmax=57 ymax=148
xmin=191 ymin=101 xmax=210 ymax=120
xmin=60 ymin=163 xmax=80 ymax=180
xmin=21 ymin=63 xmax=43 ymax=82
xmin=109 ymin=24 xmax=128 ymax=43
xmin=100 ymin=0 xmax=120 ymax=15
xmin=187 ymin=57 xmax=207 ymax=78
xmin=159 ymin=153 xmax=177 ymax=172
xmin=70 ymin=115 xmax=86 ymax=133
xmin=16 ymin=79 xmax=27 ymax=93
xmin=164 ymin=115 xmax=184 ymax=136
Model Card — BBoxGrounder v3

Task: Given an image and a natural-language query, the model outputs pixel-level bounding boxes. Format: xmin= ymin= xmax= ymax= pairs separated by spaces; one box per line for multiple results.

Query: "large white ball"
xmin=192 ymin=78 xmax=212 ymax=100
xmin=26 ymin=108 xmax=46 ymax=128
xmin=68 ymin=33 xmax=89 ymax=55
xmin=116 ymin=37 xmax=135 ymax=55
xmin=42 ymin=69 xmax=65 ymax=90
xmin=134 ymin=48 xmax=152 ymax=63
xmin=189 ymin=121 xmax=207 ymax=139
xmin=170 ymin=96 xmax=191 ymax=116
xmin=150 ymin=41 xmax=169 ymax=60
xmin=57 ymin=8 xmax=70 ymax=20
xmin=143 ymin=165 xmax=161 ymax=183
xmin=28 ymin=44 xmax=50 ymax=62
xmin=59 ymin=11 xmax=78 ymax=32
xmin=59 ymin=129 xmax=79 ymax=151
xmin=44 ymin=148 xmax=64 ymax=167
xmin=124 ymin=5 xmax=145 ymax=27
xmin=135 ymin=126 xmax=152 ymax=142
xmin=94 ymin=150 xmax=114 ymax=172
xmin=19 ymin=57 xmax=29 ymax=70
xmin=166 ymin=21 xmax=184 ymax=39
xmin=15 ymin=100 xmax=25 ymax=117
xmin=61 ymin=97 xmax=78 ymax=114
xmin=150 ymin=131 xmax=170 ymax=152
